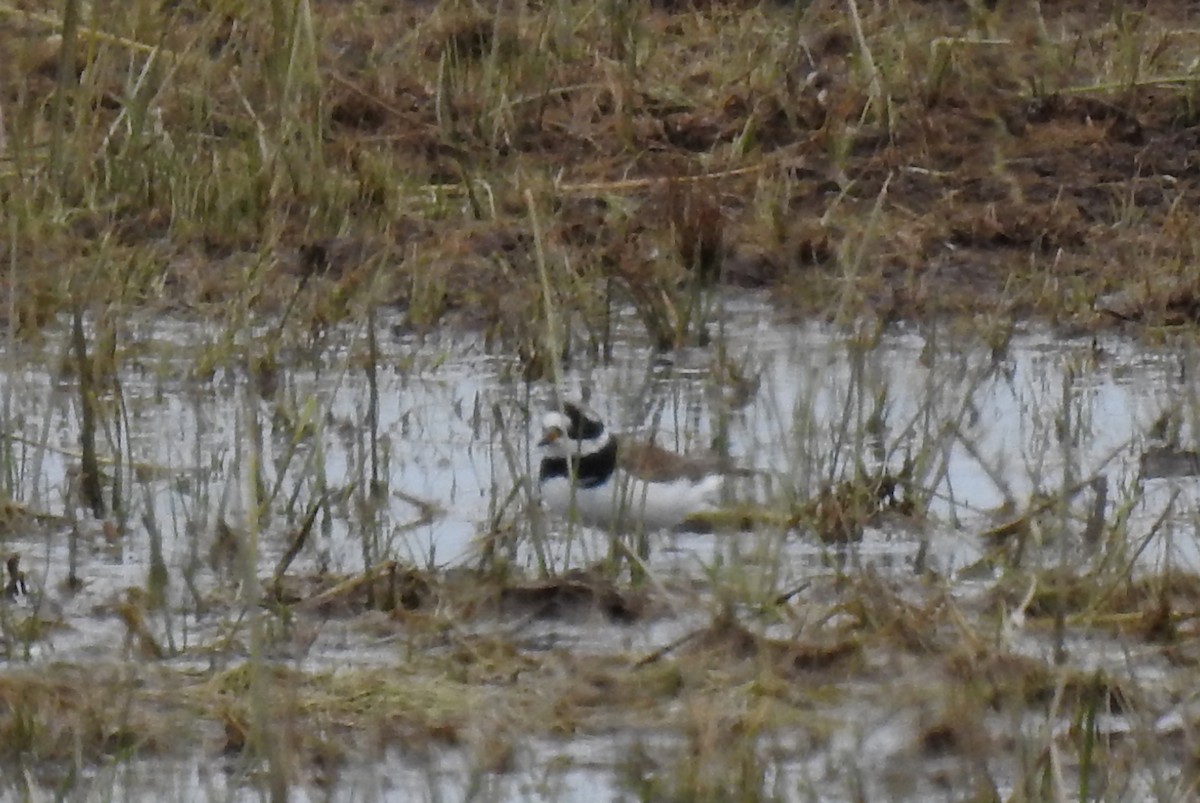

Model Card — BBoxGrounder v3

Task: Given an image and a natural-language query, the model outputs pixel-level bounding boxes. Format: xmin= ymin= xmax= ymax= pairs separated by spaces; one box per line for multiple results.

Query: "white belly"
xmin=540 ymin=472 xmax=721 ymax=532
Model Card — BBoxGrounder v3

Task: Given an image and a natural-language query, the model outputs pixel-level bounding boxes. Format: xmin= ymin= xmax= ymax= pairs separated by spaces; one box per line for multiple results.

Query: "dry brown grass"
xmin=0 ymin=544 xmax=1198 ymax=795
xmin=1 ymin=0 xmax=1198 ymax=360
xmin=5 ymin=0 xmax=1200 ymax=796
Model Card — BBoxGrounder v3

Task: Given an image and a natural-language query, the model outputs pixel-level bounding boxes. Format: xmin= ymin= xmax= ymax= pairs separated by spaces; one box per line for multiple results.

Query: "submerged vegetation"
xmin=2 ymin=0 xmax=1200 ymax=799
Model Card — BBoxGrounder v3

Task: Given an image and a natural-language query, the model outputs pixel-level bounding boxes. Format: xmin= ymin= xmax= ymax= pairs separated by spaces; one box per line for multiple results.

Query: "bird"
xmin=537 ymin=402 xmax=729 ymax=532
xmin=4 ymin=554 xmax=27 ymax=600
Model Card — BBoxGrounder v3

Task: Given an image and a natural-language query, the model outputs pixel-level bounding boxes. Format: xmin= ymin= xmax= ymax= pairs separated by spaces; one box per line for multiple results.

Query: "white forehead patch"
xmin=542 ymin=411 xmax=571 ymax=431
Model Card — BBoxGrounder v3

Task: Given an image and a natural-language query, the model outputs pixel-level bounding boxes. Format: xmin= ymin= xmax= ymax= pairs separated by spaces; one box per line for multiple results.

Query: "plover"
xmin=537 ymin=402 xmax=728 ymax=532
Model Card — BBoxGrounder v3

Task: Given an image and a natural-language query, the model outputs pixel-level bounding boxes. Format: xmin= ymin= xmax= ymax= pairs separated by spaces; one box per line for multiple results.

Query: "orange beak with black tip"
xmin=538 ymin=426 xmax=564 ymax=447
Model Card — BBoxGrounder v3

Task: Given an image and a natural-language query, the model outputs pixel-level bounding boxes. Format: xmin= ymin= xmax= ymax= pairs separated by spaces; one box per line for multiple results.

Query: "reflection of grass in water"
xmin=4 ymin=544 xmax=1181 ymax=798
xmin=5 ymin=0 xmax=1200 ymax=793
xmin=0 ymin=309 xmax=1192 ymax=799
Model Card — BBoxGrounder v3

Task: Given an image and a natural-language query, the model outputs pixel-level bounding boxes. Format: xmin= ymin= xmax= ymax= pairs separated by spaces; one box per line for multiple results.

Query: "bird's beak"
xmin=538 ymin=427 xmax=562 ymax=447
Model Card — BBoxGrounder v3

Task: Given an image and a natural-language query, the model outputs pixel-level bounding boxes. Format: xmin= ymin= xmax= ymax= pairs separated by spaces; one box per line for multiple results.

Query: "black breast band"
xmin=539 ymin=436 xmax=618 ymax=488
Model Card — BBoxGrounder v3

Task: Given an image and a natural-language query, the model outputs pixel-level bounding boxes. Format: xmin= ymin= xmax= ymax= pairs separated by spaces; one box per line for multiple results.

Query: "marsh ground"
xmin=2 ymin=0 xmax=1200 ymax=339
xmin=3 ymin=0 xmax=1200 ymax=800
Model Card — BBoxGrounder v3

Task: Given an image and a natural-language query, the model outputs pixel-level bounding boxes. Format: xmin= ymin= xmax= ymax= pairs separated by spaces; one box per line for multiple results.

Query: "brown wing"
xmin=618 ymin=438 xmax=733 ymax=482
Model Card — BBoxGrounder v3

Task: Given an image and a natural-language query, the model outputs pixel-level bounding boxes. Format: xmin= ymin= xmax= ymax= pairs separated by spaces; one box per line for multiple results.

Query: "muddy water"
xmin=3 ymin=298 xmax=1199 ymax=799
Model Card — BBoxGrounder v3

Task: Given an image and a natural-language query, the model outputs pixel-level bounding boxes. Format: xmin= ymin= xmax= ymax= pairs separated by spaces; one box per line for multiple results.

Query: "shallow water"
xmin=3 ymin=304 xmax=1192 ymax=577
xmin=4 ymin=298 xmax=1200 ymax=799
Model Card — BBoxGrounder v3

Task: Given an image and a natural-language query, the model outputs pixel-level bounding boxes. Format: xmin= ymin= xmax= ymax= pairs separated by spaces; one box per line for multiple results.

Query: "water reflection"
xmin=7 ymin=303 xmax=1200 ymax=801
xmin=0 ymin=304 xmax=1197 ymax=626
